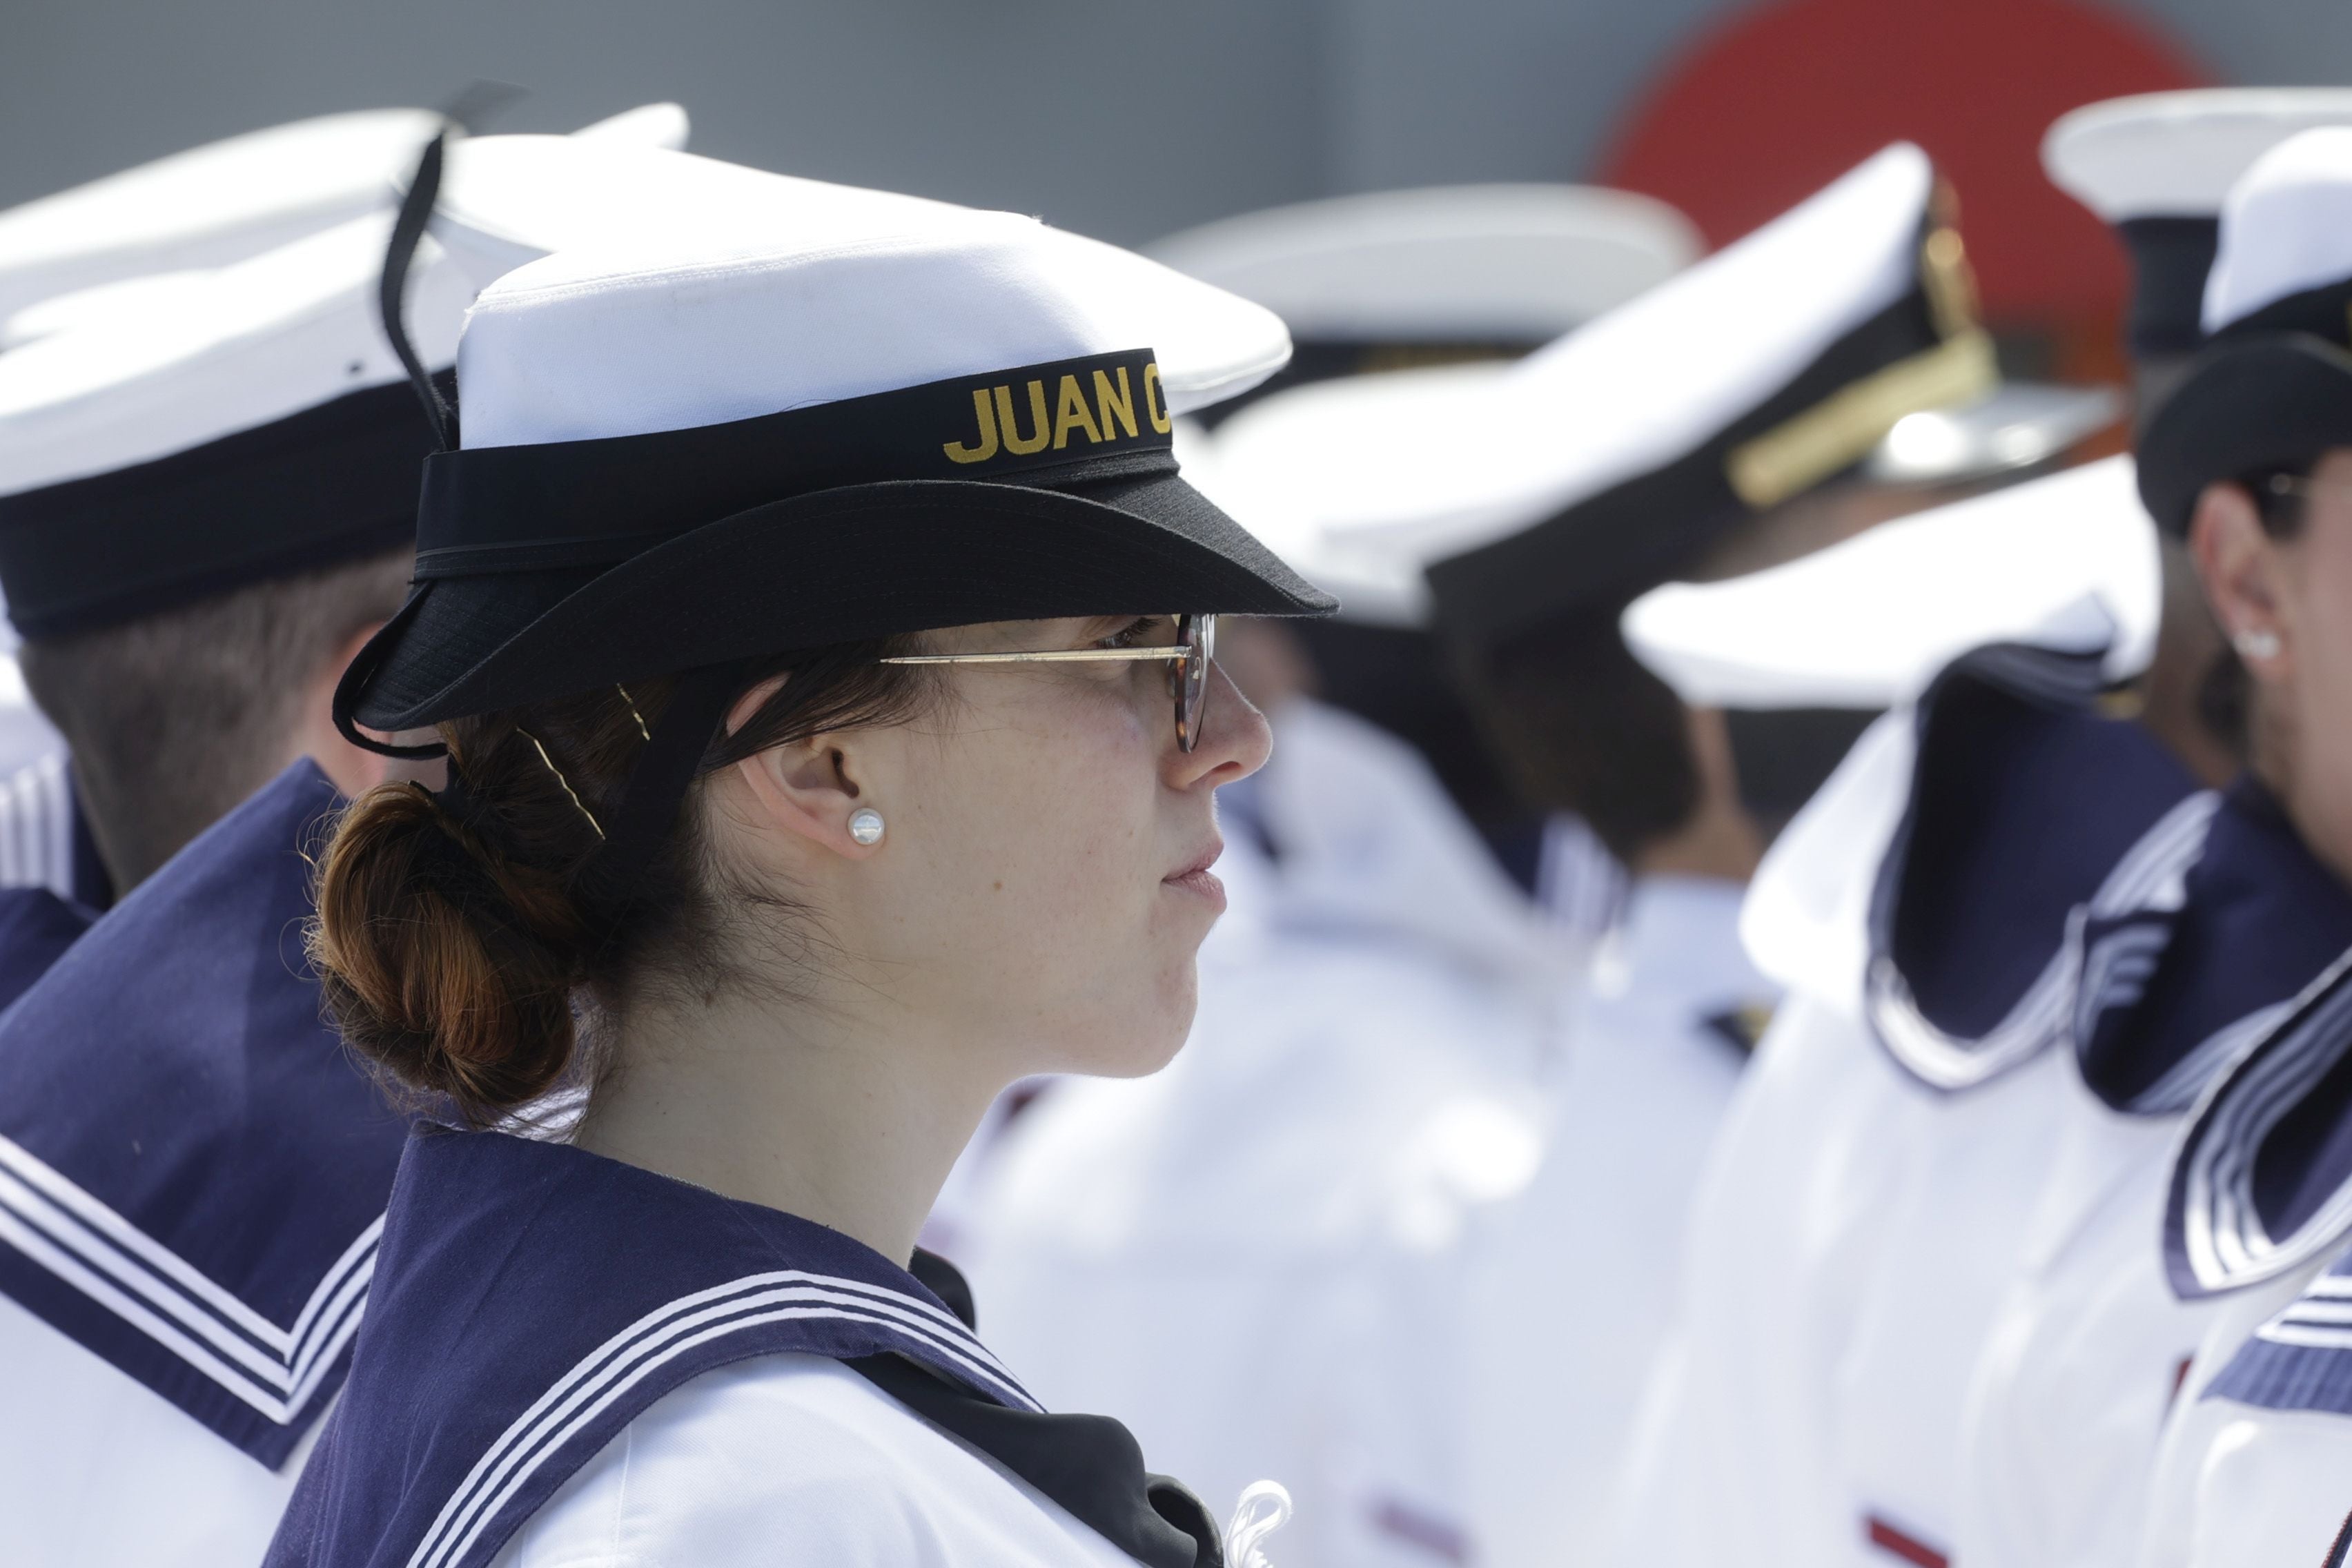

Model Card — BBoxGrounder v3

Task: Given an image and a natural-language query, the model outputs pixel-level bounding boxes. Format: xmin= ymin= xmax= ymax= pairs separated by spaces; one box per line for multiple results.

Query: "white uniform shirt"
xmin=0 ymin=1293 xmax=324 ymax=1568
xmin=2137 ymin=1259 xmax=2352 ymax=1568
xmin=1457 ymin=874 xmax=1765 ymax=1568
xmin=495 ymin=1355 xmax=1140 ymax=1568
xmin=965 ymin=700 xmax=1569 ymax=1568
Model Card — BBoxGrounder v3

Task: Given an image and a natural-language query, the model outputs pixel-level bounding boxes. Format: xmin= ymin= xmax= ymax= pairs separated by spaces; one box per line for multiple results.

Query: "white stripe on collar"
xmin=0 ymin=1131 xmax=378 ymax=1421
xmin=2179 ymin=952 xmax=2352 ymax=1293
xmin=2256 ymin=1273 xmax=2352 ymax=1350
xmin=409 ymin=1268 xmax=1041 ymax=1568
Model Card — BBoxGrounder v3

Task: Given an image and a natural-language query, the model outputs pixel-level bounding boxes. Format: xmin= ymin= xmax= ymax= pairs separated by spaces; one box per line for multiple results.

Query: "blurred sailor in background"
xmin=0 ymin=113 xmax=698 ymax=1568
xmin=955 ymin=180 xmax=1692 ymax=1568
xmin=1149 ymin=182 xmax=1703 ymax=925
xmin=0 ymin=109 xmax=462 ymax=852
xmin=1608 ymin=89 xmax=2352 ymax=1568
xmin=2106 ymin=125 xmax=2352 ymax=1568
xmin=1408 ymin=143 xmax=2071 ymax=1568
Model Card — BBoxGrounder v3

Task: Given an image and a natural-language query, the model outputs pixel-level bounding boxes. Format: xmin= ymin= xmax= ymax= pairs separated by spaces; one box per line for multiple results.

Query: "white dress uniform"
xmin=0 ymin=119 xmax=709 ymax=1568
xmin=1454 ymin=873 xmax=1763 ymax=1568
xmin=969 ymin=696 xmax=1567 ymax=1568
xmin=1607 ymin=462 xmax=2175 ymax=1568
xmin=1950 ymin=117 xmax=2352 ymax=1568
xmin=2132 ymin=959 xmax=2352 ymax=1568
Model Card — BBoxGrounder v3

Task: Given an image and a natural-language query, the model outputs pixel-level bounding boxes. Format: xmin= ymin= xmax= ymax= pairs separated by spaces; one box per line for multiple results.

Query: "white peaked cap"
xmin=0 ymin=109 xmax=442 ymax=326
xmin=2044 ymin=90 xmax=2352 ymax=221
xmin=1864 ymin=381 xmax=2121 ymax=484
xmin=456 ymin=177 xmax=1293 ymax=451
xmin=1622 ymin=454 xmax=2161 ymax=710
xmin=0 ymin=108 xmax=697 ymax=500
xmin=1 ymin=268 xmax=217 ymax=351
xmin=2202 ymin=126 xmax=2352 ymax=331
xmin=1146 ymin=184 xmax=1702 ymax=341
xmin=1197 ymin=145 xmax=1958 ymax=627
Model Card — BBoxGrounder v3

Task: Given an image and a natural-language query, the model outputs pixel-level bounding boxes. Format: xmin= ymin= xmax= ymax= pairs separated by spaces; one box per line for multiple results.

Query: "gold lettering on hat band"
xmin=997 ymin=381 xmax=1053 ymax=455
xmin=1144 ymin=363 xmax=1173 ymax=434
xmin=942 ymin=359 xmax=1163 ymax=464
xmin=1724 ymin=213 xmax=1994 ymax=509
xmin=943 ymin=389 xmax=1001 ymax=464
xmin=1053 ymin=374 xmax=1103 ymax=448
xmin=1095 ymin=367 xmax=1139 ymax=438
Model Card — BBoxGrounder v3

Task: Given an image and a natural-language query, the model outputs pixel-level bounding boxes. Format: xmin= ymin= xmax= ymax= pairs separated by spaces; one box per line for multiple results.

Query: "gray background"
xmin=4 ymin=0 xmax=2349 ymax=246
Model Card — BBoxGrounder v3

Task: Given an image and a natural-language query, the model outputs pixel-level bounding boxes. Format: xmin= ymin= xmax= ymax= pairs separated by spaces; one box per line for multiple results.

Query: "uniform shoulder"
xmin=497 ymin=1353 xmax=1130 ymax=1568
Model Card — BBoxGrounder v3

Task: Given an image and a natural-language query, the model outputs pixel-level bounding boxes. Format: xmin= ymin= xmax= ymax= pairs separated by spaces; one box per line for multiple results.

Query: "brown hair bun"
xmin=311 ymin=780 xmax=591 ymax=1120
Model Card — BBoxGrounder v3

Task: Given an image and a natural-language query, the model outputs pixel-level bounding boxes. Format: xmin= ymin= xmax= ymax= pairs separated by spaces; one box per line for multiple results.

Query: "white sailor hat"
xmin=0 ymin=110 xmax=691 ymax=639
xmin=1193 ymin=144 xmax=1993 ymax=644
xmin=1148 ymin=184 xmax=1699 ymax=353
xmin=333 ymin=169 xmax=1329 ymax=741
xmin=2137 ymin=126 xmax=2352 ymax=533
xmin=0 ymin=110 xmax=445 ymax=329
xmin=1623 ymin=454 xmax=2162 ymax=711
xmin=2044 ymin=89 xmax=2352 ymax=362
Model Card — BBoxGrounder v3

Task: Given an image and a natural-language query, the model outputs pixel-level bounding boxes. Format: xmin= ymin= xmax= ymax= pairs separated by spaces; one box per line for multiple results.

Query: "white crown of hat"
xmin=2043 ymin=88 xmax=2352 ymax=221
xmin=1197 ymin=143 xmax=1937 ymax=623
xmin=2200 ymin=125 xmax=2352 ymax=333
xmin=1146 ymin=184 xmax=1701 ymax=342
xmin=455 ymin=182 xmax=1291 ymax=452
xmin=0 ymin=107 xmax=692 ymax=500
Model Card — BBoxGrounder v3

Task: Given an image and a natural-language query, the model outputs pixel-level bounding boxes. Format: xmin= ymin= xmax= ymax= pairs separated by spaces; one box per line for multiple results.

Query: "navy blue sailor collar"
xmin=1863 ymin=640 xmax=2210 ymax=1093
xmin=0 ymin=760 xmax=404 ymax=1467
xmin=270 ymin=1128 xmax=1222 ymax=1568
xmin=2076 ymin=775 xmax=2352 ymax=1117
xmin=2197 ymin=1237 xmax=2352 ymax=1423
xmin=2165 ymin=941 xmax=2352 ymax=1302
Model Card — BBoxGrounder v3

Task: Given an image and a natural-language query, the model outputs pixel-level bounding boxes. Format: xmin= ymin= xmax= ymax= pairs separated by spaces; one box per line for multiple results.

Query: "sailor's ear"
xmin=2189 ymin=480 xmax=2292 ymax=681
xmin=723 ymin=676 xmax=882 ymax=861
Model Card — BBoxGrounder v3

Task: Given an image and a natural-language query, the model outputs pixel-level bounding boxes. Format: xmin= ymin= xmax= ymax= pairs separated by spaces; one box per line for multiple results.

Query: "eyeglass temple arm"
xmin=879 ymin=649 xmax=1195 ymax=666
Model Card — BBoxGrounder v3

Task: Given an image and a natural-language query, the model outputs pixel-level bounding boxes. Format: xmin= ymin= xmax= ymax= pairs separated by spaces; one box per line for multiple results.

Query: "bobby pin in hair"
xmin=518 ymin=729 xmax=606 ymax=840
xmin=614 ymin=685 xmax=652 ymax=743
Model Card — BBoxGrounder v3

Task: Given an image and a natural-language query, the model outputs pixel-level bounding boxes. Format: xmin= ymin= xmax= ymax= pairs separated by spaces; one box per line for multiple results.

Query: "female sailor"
xmin=2117 ymin=129 xmax=2352 ymax=1568
xmin=1948 ymin=126 xmax=2352 ymax=1568
xmin=262 ymin=170 xmax=1330 ymax=1568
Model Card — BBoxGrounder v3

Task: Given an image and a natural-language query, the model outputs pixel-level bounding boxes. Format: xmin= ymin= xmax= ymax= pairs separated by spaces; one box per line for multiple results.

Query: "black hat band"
xmin=0 ymin=377 xmax=442 ymax=640
xmin=2115 ymin=216 xmax=2222 ymax=364
xmin=415 ymin=349 xmax=1178 ymax=580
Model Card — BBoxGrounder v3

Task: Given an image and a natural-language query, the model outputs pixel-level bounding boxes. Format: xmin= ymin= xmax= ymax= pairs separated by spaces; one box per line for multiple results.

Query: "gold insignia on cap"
xmin=1723 ymin=188 xmax=1997 ymax=510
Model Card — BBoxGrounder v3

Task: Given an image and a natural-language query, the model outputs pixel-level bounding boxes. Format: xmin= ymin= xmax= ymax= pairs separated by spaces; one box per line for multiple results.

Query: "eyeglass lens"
xmin=1171 ymin=614 xmax=1214 ymax=752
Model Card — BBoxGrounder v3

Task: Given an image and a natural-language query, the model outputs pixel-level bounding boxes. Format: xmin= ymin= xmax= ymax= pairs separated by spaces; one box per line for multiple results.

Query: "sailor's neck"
xmin=571 ymin=986 xmax=999 ymax=1266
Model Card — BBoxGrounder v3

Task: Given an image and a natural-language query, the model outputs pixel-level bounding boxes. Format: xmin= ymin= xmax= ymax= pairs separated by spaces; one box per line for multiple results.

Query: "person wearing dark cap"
xmin=2091 ymin=125 xmax=2352 ymax=1568
xmin=1605 ymin=92 xmax=2352 ymax=1568
xmin=0 ymin=117 xmax=692 ymax=1568
xmin=264 ymin=172 xmax=1331 ymax=1568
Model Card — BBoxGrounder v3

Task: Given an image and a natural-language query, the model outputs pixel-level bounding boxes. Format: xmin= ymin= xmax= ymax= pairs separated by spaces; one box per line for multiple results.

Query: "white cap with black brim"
xmin=2044 ymin=89 xmax=2352 ymax=364
xmin=335 ymin=165 xmax=1330 ymax=741
xmin=2137 ymin=126 xmax=2352 ymax=535
xmin=0 ymin=108 xmax=693 ymax=641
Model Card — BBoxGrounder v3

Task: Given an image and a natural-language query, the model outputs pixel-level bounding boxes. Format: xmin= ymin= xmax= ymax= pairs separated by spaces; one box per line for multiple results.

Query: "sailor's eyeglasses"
xmin=880 ymin=614 xmax=1217 ymax=752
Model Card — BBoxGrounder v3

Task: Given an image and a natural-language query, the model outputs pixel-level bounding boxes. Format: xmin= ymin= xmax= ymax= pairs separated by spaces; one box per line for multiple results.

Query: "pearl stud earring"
xmin=848 ymin=807 xmax=886 ymax=846
xmin=2235 ymin=628 xmax=2282 ymax=661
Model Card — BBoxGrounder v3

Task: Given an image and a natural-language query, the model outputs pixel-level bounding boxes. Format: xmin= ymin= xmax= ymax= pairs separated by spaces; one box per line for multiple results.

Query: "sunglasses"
xmin=879 ymin=614 xmax=1217 ymax=752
